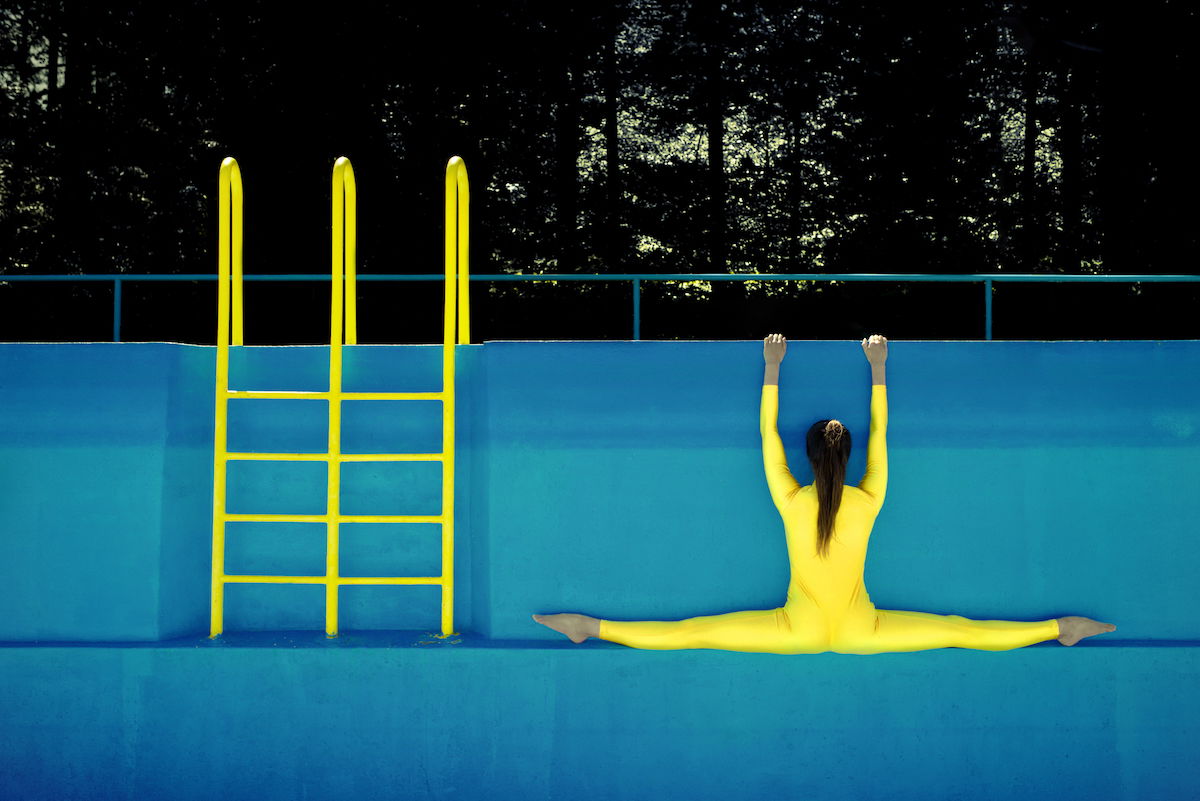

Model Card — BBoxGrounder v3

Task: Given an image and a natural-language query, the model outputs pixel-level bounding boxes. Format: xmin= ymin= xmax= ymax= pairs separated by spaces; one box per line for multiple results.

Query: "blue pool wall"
xmin=1 ymin=340 xmax=1196 ymax=642
xmin=2 ymin=340 xmax=1199 ymax=801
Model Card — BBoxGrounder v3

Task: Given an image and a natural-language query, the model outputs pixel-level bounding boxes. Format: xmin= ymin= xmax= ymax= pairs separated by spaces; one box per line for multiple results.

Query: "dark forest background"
xmin=0 ymin=0 xmax=1196 ymax=344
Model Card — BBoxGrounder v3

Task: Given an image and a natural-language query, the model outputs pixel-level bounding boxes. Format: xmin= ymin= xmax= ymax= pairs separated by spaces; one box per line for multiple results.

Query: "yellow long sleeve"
xmin=856 ymin=384 xmax=888 ymax=509
xmin=760 ymin=384 xmax=801 ymax=512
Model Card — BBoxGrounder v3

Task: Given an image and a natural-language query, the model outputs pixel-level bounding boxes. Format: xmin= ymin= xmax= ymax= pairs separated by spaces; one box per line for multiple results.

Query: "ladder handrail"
xmin=333 ymin=156 xmax=358 ymax=346
xmin=324 ymin=157 xmax=353 ymax=636
xmin=439 ymin=155 xmax=470 ymax=638
xmin=209 ymin=156 xmax=242 ymax=638
xmin=446 ymin=155 xmax=470 ymax=346
xmin=218 ymin=157 xmax=245 ymax=346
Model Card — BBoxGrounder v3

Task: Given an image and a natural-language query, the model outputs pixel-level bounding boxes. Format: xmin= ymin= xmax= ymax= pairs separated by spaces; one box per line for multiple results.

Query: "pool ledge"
xmin=0 ymin=631 xmax=1184 ymax=649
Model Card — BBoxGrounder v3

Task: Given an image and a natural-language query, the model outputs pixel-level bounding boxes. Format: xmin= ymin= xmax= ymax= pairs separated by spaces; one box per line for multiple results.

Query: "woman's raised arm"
xmin=858 ymin=335 xmax=888 ymax=508
xmin=761 ymin=334 xmax=800 ymax=512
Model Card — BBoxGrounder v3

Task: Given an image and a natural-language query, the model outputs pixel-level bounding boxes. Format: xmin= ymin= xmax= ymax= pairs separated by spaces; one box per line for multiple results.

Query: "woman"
xmin=533 ymin=334 xmax=1116 ymax=653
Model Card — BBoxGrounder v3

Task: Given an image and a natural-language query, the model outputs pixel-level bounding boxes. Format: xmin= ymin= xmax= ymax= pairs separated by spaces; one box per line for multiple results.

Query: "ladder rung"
xmin=226 ymin=390 xmax=445 ymax=400
xmin=223 ymin=452 xmax=444 ymax=462
xmin=221 ymin=575 xmax=445 ymax=585
xmin=222 ymin=513 xmax=445 ymax=523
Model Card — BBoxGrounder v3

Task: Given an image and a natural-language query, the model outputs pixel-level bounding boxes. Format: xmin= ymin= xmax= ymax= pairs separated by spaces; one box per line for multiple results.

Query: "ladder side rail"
xmin=441 ymin=157 xmax=472 ymax=636
xmin=326 ymin=157 xmax=356 ymax=636
xmin=210 ymin=156 xmax=242 ymax=638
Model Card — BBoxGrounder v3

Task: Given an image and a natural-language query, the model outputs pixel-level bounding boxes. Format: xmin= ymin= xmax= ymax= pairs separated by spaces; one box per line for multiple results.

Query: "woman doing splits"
xmin=534 ymin=334 xmax=1116 ymax=653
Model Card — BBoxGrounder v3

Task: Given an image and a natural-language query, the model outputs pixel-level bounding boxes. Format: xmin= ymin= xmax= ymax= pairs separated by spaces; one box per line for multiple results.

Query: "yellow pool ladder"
xmin=210 ymin=155 xmax=471 ymax=639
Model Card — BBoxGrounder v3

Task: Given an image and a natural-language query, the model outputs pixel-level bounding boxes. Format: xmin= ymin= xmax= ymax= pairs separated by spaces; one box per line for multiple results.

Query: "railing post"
xmin=633 ymin=277 xmax=640 ymax=341
xmin=984 ymin=278 xmax=993 ymax=341
xmin=113 ymin=278 xmax=122 ymax=342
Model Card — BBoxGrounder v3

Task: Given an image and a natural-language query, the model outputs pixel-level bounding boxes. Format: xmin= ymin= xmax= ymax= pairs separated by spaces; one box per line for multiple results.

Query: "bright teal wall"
xmin=2 ymin=341 xmax=1195 ymax=641
xmin=1 ymin=340 xmax=1198 ymax=800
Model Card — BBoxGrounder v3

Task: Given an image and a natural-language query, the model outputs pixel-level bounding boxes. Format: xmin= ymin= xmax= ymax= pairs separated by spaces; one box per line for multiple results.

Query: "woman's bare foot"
xmin=1056 ymin=616 xmax=1117 ymax=646
xmin=532 ymin=613 xmax=599 ymax=643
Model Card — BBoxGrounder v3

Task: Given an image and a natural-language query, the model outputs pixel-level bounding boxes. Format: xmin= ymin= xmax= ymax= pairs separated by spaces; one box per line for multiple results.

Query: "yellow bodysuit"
xmin=597 ymin=383 xmax=1062 ymax=654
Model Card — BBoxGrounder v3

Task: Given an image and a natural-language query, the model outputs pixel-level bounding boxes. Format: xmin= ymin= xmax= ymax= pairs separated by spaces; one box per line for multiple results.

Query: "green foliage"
xmin=0 ymin=1 xmax=1192 ymax=342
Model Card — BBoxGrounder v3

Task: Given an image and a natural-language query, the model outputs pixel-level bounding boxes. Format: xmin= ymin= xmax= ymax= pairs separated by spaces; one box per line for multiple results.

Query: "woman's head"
xmin=806 ymin=419 xmax=852 ymax=559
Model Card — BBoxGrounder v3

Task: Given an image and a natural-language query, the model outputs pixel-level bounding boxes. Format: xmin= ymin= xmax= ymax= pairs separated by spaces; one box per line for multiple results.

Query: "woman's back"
xmin=761 ymin=383 xmax=888 ymax=612
xmin=781 ymin=484 xmax=880 ymax=609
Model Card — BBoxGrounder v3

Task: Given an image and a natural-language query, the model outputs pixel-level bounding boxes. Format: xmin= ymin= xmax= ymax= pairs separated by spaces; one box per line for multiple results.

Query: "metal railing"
xmin=2 ymin=271 xmax=1198 ymax=341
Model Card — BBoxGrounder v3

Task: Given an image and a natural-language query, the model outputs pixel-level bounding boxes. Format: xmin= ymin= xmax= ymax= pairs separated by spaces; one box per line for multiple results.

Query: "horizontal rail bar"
xmin=220 ymin=575 xmax=445 ymax=585
xmin=5 ymin=272 xmax=1200 ymax=282
xmin=226 ymin=390 xmax=444 ymax=400
xmin=221 ymin=513 xmax=445 ymax=523
xmin=222 ymin=452 xmax=444 ymax=462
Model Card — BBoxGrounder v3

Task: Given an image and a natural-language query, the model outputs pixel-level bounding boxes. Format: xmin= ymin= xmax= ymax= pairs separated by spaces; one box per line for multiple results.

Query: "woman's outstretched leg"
xmin=535 ymin=607 xmax=819 ymax=654
xmin=598 ymin=608 xmax=787 ymax=653
xmin=835 ymin=609 xmax=1115 ymax=654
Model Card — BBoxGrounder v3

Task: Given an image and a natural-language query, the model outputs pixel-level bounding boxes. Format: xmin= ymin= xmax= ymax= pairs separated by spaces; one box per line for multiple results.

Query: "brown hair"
xmin=806 ymin=418 xmax=852 ymax=559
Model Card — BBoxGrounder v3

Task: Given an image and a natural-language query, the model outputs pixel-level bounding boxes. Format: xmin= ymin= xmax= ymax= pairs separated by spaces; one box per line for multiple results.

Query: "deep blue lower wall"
xmin=1 ymin=340 xmax=1198 ymax=799
xmin=2 ymin=633 xmax=1197 ymax=801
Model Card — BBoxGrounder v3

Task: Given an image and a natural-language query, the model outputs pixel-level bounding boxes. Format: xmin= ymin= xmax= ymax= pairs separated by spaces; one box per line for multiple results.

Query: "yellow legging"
xmin=597 ymin=604 xmax=1061 ymax=655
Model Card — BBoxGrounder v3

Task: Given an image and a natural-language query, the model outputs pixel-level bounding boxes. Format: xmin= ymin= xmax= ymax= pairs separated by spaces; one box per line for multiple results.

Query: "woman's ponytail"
xmin=807 ymin=419 xmax=852 ymax=559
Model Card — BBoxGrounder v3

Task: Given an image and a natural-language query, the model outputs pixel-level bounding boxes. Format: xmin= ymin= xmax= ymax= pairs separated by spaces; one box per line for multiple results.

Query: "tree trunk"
xmin=785 ymin=116 xmax=803 ymax=270
xmin=1097 ymin=5 xmax=1137 ymax=275
xmin=695 ymin=0 xmax=735 ymax=336
xmin=602 ymin=2 xmax=621 ymax=272
xmin=1057 ymin=64 xmax=1083 ymax=273
xmin=47 ymin=1 xmax=60 ymax=110
xmin=701 ymin=6 xmax=725 ymax=274
xmin=554 ymin=42 xmax=580 ymax=272
xmin=1020 ymin=47 xmax=1039 ymax=272
xmin=57 ymin=2 xmax=94 ymax=272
